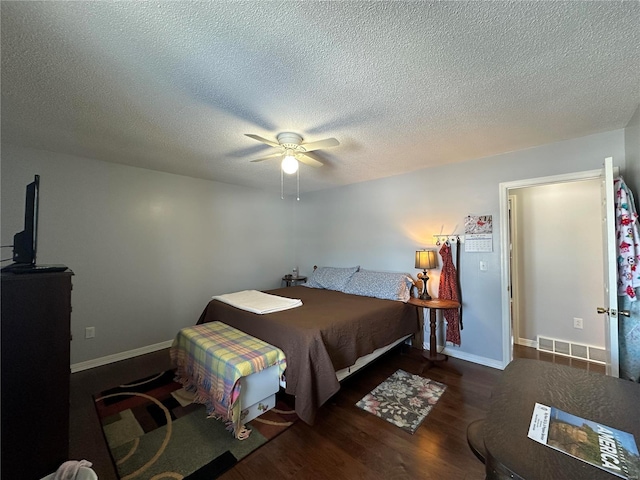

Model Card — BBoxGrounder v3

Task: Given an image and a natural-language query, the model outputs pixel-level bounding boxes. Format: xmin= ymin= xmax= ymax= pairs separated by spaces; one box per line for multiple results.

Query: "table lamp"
xmin=415 ymin=250 xmax=438 ymax=300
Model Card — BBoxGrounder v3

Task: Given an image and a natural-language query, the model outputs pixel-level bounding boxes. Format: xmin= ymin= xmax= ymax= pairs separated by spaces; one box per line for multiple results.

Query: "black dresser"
xmin=1 ymin=269 xmax=73 ymax=479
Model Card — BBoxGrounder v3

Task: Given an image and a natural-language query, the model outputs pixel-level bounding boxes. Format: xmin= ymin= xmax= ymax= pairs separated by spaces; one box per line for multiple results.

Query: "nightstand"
xmin=282 ymin=275 xmax=307 ymax=287
xmin=407 ymin=297 xmax=461 ymax=370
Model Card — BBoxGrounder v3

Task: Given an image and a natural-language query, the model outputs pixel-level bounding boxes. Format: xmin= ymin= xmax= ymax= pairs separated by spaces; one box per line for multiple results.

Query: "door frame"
xmin=508 ymin=195 xmax=525 ymax=347
xmin=499 ymin=169 xmax=608 ymax=369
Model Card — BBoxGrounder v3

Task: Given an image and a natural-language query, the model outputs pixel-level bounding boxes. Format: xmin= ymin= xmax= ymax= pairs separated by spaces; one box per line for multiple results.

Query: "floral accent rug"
xmin=355 ymin=369 xmax=446 ymax=434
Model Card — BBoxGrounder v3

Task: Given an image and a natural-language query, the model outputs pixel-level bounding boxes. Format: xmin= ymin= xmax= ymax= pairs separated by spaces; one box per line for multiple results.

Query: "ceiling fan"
xmin=245 ymin=132 xmax=340 ymax=174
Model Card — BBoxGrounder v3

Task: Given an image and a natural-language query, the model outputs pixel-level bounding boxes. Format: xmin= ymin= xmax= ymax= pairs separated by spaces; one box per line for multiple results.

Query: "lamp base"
xmin=420 ymin=270 xmax=431 ymax=300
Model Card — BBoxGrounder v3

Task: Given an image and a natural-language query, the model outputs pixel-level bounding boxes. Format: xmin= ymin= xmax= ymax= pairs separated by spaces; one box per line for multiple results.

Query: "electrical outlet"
xmin=85 ymin=326 xmax=95 ymax=339
xmin=573 ymin=318 xmax=583 ymax=329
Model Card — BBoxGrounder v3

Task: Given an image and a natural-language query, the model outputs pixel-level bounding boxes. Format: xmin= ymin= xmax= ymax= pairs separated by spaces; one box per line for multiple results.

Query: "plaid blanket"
xmin=170 ymin=321 xmax=286 ymax=439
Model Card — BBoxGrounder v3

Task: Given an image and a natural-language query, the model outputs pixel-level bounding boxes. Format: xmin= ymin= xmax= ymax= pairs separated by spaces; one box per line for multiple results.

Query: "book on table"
xmin=528 ymin=403 xmax=640 ymax=479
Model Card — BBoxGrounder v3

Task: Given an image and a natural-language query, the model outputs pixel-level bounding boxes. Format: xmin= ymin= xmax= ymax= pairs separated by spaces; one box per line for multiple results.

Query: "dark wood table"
xmin=407 ymin=297 xmax=460 ymax=369
xmin=282 ymin=275 xmax=307 ymax=287
xmin=482 ymin=359 xmax=640 ymax=479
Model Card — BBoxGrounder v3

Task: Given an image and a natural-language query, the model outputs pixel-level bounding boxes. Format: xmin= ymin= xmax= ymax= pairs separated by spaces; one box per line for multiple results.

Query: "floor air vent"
xmin=536 ymin=335 xmax=606 ymax=364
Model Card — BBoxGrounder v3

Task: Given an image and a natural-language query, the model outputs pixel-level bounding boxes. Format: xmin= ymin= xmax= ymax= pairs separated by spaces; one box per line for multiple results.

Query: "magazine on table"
xmin=528 ymin=403 xmax=640 ymax=479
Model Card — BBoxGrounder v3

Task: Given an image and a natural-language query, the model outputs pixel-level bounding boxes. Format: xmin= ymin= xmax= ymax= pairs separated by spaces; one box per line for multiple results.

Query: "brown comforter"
xmin=197 ymin=286 xmax=418 ymax=425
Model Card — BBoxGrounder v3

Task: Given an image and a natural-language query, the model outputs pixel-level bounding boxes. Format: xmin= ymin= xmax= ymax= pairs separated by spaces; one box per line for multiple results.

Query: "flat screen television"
xmin=12 ymin=174 xmax=40 ymax=265
xmin=2 ymin=175 xmax=67 ymax=274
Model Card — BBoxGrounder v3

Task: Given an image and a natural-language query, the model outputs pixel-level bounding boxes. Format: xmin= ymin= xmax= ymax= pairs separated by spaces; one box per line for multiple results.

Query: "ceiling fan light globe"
xmin=281 ymin=155 xmax=299 ymax=174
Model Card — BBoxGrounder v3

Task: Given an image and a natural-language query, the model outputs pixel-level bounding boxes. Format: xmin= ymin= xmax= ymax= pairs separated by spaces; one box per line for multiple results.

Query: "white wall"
xmin=512 ymin=180 xmax=604 ymax=347
xmin=0 ymin=128 xmax=629 ymax=368
xmin=1 ymin=145 xmax=294 ymax=364
xmin=625 ymin=104 xmax=640 ymax=197
xmin=294 ymin=129 xmax=626 ymax=365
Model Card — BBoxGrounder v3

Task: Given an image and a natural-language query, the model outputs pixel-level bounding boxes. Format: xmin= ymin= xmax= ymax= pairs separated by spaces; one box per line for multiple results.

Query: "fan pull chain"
xmin=297 ymin=169 xmax=300 ymax=201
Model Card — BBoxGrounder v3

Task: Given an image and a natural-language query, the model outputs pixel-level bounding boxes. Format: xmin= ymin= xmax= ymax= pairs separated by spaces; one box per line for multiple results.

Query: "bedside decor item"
xmin=415 ymin=250 xmax=438 ymax=300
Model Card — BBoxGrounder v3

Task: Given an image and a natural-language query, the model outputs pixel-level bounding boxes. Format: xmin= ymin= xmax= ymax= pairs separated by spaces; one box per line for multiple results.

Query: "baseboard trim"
xmin=440 ymin=345 xmax=505 ymax=370
xmin=516 ymin=338 xmax=538 ymax=348
xmin=71 ymin=339 xmax=503 ymax=373
xmin=71 ymin=340 xmax=173 ymax=373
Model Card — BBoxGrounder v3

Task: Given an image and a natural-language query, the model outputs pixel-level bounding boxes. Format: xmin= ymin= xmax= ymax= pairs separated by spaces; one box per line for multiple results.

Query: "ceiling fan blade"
xmin=250 ymin=152 xmax=283 ymax=163
xmin=301 ymin=137 xmax=340 ymax=152
xmin=245 ymin=134 xmax=281 ymax=148
xmin=297 ymin=152 xmax=324 ymax=168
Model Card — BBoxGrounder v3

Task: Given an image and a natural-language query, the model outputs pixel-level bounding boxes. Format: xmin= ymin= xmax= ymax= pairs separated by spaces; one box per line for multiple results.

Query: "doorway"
xmin=499 ymin=168 xmax=615 ymax=371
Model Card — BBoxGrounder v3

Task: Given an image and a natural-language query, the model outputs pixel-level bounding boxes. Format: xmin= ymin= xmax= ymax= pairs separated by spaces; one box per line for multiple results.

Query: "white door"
xmin=600 ymin=156 xmax=619 ymax=377
xmin=500 ymin=159 xmax=620 ymax=375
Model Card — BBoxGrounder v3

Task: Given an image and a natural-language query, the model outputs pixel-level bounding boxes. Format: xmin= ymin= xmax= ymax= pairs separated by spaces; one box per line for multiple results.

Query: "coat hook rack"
xmin=433 ymin=234 xmax=464 ymax=245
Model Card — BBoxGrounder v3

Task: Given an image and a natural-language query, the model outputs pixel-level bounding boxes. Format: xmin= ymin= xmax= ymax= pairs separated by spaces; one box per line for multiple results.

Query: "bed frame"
xmin=278 ymin=334 xmax=412 ymax=388
xmin=197 ymin=285 xmax=418 ymax=424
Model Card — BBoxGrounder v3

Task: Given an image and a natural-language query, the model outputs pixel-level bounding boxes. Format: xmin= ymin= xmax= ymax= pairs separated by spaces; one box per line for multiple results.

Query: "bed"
xmin=196 ymin=273 xmax=419 ymax=425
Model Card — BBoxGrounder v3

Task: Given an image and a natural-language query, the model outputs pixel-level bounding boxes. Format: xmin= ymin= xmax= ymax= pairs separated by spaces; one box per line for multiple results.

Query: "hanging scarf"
xmin=438 ymin=242 xmax=461 ymax=346
xmin=615 ymin=176 xmax=640 ymax=301
xmin=456 ymin=236 xmax=463 ymax=330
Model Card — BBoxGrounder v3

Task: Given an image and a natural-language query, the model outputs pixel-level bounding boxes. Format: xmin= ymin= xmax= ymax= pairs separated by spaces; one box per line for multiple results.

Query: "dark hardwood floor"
xmin=69 ymin=344 xmax=605 ymax=479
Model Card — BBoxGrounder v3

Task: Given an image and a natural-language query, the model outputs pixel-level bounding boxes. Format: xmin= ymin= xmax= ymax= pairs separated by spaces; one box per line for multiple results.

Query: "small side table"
xmin=282 ymin=275 xmax=307 ymax=287
xmin=407 ymin=297 xmax=461 ymax=370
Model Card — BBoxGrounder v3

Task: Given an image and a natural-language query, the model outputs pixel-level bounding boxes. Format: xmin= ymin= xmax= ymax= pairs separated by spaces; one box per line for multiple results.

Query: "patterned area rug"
xmin=94 ymin=370 xmax=297 ymax=480
xmin=356 ymin=369 xmax=446 ymax=434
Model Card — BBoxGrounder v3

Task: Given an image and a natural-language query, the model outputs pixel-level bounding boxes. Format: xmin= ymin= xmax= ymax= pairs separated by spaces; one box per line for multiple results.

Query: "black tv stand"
xmin=1 ymin=263 xmax=68 ymax=274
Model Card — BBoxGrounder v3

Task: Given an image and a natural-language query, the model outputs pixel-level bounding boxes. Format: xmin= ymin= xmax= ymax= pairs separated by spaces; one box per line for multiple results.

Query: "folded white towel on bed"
xmin=213 ymin=290 xmax=302 ymax=314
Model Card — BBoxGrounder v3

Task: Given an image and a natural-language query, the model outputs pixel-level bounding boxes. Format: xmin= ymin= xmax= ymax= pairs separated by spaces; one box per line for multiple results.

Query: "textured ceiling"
xmin=2 ymin=1 xmax=639 ymax=195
